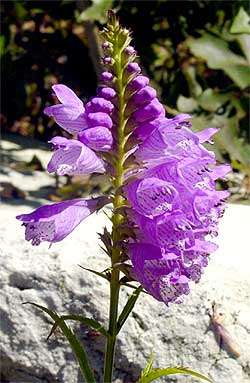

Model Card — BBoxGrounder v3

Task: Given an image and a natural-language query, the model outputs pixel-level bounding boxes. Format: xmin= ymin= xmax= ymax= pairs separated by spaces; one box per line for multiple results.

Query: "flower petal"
xmin=52 ymin=84 xmax=83 ymax=107
xmin=44 ymin=104 xmax=87 ymax=135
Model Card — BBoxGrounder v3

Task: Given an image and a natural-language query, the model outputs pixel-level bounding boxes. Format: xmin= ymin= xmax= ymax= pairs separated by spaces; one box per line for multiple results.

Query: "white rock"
xmin=1 ymin=137 xmax=250 ymax=383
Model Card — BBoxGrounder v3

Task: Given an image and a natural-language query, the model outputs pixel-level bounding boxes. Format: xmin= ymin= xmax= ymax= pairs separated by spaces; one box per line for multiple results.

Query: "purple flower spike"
xmin=44 ymin=84 xmax=87 ymax=135
xmin=16 ymin=196 xmax=109 ymax=246
xmin=125 ymin=112 xmax=231 ymax=305
xmin=47 ymin=137 xmax=105 ymax=175
xmin=78 ymin=127 xmax=113 ymax=151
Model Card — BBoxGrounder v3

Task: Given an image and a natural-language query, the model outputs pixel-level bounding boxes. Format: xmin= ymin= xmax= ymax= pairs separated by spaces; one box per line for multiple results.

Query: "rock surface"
xmin=1 ymin=136 xmax=250 ymax=383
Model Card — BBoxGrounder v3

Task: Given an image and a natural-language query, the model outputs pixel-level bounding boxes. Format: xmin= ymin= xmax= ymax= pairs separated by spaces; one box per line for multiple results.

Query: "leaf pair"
xmin=23 ymin=302 xmax=101 ymax=383
xmin=138 ymin=354 xmax=212 ymax=383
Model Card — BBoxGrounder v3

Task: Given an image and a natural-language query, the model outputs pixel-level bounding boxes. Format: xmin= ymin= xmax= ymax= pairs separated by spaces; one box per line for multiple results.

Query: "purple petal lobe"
xmin=196 ymin=127 xmax=219 ymax=143
xmin=44 ymin=84 xmax=87 ymax=135
xmin=52 ymin=84 xmax=83 ymax=107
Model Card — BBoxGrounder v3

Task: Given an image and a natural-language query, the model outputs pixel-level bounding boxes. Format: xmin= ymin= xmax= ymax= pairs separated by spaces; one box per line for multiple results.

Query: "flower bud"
xmin=97 ymin=86 xmax=116 ymax=100
xmin=127 ymin=62 xmax=141 ymax=74
xmin=102 ymin=41 xmax=112 ymax=49
xmin=103 ymin=57 xmax=114 ymax=65
xmin=132 ymin=86 xmax=157 ymax=105
xmin=85 ymin=97 xmax=114 ymax=114
xmin=129 ymin=75 xmax=149 ymax=90
xmin=101 ymin=71 xmax=113 ymax=82
xmin=87 ymin=112 xmax=113 ymax=129
xmin=133 ymin=99 xmax=165 ymax=122
xmin=125 ymin=46 xmax=136 ymax=55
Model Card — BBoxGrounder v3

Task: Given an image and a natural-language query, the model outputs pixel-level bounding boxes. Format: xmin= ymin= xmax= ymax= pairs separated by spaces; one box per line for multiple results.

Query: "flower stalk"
xmin=103 ymin=12 xmax=130 ymax=381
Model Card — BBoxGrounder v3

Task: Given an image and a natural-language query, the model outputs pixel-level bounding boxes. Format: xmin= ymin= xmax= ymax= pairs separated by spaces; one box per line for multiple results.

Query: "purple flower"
xmin=47 ymin=136 xmax=105 ymax=175
xmin=44 ymin=84 xmax=88 ymax=135
xmin=16 ymin=196 xmax=109 ymax=246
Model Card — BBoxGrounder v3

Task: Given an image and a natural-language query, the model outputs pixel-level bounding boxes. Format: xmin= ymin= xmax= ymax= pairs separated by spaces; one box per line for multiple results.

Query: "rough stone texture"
xmin=1 ymin=136 xmax=250 ymax=383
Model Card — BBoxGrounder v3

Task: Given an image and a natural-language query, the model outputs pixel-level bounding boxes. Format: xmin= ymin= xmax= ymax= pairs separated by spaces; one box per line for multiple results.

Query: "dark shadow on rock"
xmin=1 ymin=198 xmax=42 ymax=209
xmin=2 ymin=133 xmax=50 ymax=151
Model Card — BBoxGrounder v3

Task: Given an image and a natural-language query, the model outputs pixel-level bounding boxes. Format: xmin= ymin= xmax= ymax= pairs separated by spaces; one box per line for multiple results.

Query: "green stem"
xmin=103 ymin=25 xmax=127 ymax=383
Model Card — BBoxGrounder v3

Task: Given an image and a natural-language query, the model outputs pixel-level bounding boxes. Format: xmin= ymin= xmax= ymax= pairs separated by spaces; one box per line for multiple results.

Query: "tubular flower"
xmin=16 ymin=197 xmax=109 ymax=246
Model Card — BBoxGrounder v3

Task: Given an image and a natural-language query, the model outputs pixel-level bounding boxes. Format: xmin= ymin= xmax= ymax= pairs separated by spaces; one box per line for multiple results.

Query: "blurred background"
xmin=1 ymin=0 xmax=250 ymax=203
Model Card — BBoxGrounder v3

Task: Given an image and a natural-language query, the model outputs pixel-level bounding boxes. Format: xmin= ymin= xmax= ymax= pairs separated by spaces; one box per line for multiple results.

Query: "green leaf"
xmin=137 ymin=366 xmax=212 ymax=383
xmin=237 ymin=34 xmax=250 ymax=62
xmin=197 ymin=89 xmax=232 ymax=112
xmin=23 ymin=302 xmax=96 ymax=383
xmin=0 ymin=35 xmax=5 ymax=57
xmin=47 ymin=314 xmax=109 ymax=339
xmin=78 ymin=264 xmax=110 ymax=281
xmin=230 ymin=7 xmax=250 ymax=34
xmin=187 ymin=33 xmax=250 ymax=89
xmin=177 ymin=95 xmax=198 ymax=112
xmin=117 ymin=286 xmax=143 ymax=333
xmin=141 ymin=353 xmax=154 ymax=378
xmin=77 ymin=0 xmax=114 ymax=24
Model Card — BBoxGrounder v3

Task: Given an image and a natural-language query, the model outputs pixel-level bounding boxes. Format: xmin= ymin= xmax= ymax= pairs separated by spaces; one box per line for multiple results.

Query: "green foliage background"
xmin=1 ymin=0 xmax=250 ymax=194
